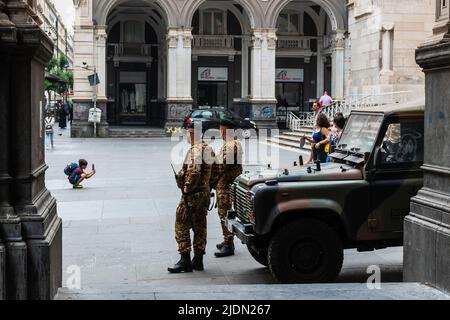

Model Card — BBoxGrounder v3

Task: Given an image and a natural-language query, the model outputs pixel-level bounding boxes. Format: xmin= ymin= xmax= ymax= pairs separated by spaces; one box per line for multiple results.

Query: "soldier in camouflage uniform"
xmin=168 ymin=125 xmax=215 ymax=273
xmin=212 ymin=120 xmax=243 ymax=258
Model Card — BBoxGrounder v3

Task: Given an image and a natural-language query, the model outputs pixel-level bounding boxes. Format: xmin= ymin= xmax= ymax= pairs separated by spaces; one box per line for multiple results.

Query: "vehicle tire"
xmin=268 ymin=219 xmax=344 ymax=284
xmin=247 ymin=245 xmax=269 ymax=267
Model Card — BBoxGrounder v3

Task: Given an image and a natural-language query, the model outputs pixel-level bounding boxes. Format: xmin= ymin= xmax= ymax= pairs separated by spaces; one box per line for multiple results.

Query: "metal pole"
xmin=94 ymin=67 xmax=97 ymax=138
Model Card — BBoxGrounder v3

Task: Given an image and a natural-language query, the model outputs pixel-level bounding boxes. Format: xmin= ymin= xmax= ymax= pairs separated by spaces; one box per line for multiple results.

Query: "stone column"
xmin=71 ymin=0 xmax=108 ymax=137
xmin=248 ymin=28 xmax=277 ymax=128
xmin=379 ymin=23 xmax=395 ymax=85
xmin=165 ymin=27 xmax=193 ymax=128
xmin=0 ymin=0 xmax=15 ymax=300
xmin=316 ymin=39 xmax=325 ymax=98
xmin=93 ymin=26 xmax=108 ymax=135
xmin=241 ymin=36 xmax=250 ymax=98
xmin=331 ymin=30 xmax=345 ymax=100
xmin=0 ymin=0 xmax=62 ymax=300
xmin=404 ymin=1 xmax=450 ymax=293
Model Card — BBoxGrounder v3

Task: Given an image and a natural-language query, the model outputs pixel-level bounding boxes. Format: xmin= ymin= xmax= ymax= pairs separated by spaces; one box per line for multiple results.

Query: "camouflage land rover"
xmin=227 ymin=100 xmax=425 ymax=284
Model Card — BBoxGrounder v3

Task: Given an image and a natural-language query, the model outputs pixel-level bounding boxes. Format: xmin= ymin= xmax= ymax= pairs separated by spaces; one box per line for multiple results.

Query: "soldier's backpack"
xmin=64 ymin=162 xmax=79 ymax=177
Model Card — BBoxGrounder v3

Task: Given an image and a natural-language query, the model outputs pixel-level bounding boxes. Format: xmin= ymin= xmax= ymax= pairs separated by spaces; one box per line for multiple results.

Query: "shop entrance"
xmin=197 ymin=82 xmax=228 ymax=108
xmin=119 ymin=71 xmax=148 ymax=125
xmin=275 ymin=68 xmax=304 ymax=129
xmin=196 ymin=67 xmax=229 ymax=108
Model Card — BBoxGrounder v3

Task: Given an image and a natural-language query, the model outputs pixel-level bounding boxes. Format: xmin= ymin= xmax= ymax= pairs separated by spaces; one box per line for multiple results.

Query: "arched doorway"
xmin=189 ymin=0 xmax=253 ymax=117
xmin=268 ymin=0 xmax=347 ymax=116
xmin=104 ymin=0 xmax=168 ymax=126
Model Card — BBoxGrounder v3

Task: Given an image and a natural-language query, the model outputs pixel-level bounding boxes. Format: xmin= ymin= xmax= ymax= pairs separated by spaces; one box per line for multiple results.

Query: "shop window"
xmin=277 ymin=12 xmax=300 ymax=33
xmin=202 ymin=10 xmax=226 ymax=35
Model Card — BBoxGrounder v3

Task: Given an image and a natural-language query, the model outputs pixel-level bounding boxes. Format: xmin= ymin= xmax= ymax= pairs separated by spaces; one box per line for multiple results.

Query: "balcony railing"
xmin=277 ymin=36 xmax=313 ymax=50
xmin=192 ymin=35 xmax=235 ymax=49
xmin=322 ymin=35 xmax=332 ymax=49
xmin=108 ymin=43 xmax=153 ymax=58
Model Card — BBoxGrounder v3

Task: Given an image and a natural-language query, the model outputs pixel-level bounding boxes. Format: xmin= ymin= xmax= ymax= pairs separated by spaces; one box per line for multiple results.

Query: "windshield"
xmin=337 ymin=114 xmax=383 ymax=154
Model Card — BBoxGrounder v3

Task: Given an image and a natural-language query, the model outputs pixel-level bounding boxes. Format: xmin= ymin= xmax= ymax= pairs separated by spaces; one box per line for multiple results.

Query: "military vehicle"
xmin=227 ymin=100 xmax=425 ymax=283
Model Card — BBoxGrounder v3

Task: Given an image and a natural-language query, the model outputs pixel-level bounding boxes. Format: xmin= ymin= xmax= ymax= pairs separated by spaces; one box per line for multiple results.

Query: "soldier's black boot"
xmin=192 ymin=253 xmax=204 ymax=271
xmin=168 ymin=252 xmax=193 ymax=273
xmin=214 ymin=242 xmax=235 ymax=258
xmin=216 ymin=242 xmax=225 ymax=250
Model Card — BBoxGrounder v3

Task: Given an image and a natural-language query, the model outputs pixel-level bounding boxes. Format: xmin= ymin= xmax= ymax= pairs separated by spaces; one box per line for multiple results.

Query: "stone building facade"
xmin=71 ymin=0 xmax=435 ymax=136
xmin=36 ymin=0 xmax=74 ymax=67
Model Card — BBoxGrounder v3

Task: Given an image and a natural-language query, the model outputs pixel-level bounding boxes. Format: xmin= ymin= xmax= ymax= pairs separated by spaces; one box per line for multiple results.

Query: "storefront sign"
xmin=198 ymin=67 xmax=228 ymax=81
xmin=276 ymin=68 xmax=304 ymax=82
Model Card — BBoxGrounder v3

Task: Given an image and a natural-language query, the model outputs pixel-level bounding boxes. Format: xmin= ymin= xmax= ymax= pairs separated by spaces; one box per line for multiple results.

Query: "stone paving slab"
xmin=56 ymin=283 xmax=449 ymax=300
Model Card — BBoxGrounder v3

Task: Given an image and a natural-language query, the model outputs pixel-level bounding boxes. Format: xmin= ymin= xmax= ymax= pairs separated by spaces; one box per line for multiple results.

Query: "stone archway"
xmin=265 ymin=0 xmax=347 ymax=100
xmin=95 ymin=0 xmax=177 ymax=27
xmin=180 ymin=0 xmax=263 ymax=29
xmin=264 ymin=0 xmax=346 ymax=32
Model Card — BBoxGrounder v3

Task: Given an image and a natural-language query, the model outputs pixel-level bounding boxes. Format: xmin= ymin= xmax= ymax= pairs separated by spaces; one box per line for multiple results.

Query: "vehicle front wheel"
xmin=268 ymin=219 xmax=344 ymax=284
xmin=247 ymin=245 xmax=269 ymax=267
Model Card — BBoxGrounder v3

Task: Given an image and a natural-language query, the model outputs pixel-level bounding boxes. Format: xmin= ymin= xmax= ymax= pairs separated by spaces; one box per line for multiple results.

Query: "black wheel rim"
xmin=289 ymin=238 xmax=324 ymax=273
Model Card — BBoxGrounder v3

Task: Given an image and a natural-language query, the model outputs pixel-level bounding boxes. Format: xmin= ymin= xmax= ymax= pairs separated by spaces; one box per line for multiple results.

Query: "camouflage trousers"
xmin=217 ymin=187 xmax=234 ymax=245
xmin=175 ymin=191 xmax=210 ymax=255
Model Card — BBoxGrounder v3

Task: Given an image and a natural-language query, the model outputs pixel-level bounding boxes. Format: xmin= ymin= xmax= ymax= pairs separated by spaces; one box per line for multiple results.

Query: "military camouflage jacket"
xmin=211 ymin=139 xmax=243 ymax=189
xmin=177 ymin=142 xmax=215 ymax=194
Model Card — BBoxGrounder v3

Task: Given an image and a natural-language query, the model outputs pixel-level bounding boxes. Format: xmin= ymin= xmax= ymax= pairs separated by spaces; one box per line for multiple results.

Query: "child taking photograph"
xmin=64 ymin=159 xmax=96 ymax=189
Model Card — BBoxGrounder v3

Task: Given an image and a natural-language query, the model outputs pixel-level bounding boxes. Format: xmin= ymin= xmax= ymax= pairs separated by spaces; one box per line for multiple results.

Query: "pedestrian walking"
xmin=212 ymin=119 xmax=243 ymax=258
xmin=44 ymin=111 xmax=55 ymax=149
xmin=304 ymin=101 xmax=324 ymax=164
xmin=311 ymin=113 xmax=331 ymax=163
xmin=319 ymin=90 xmax=334 ymax=108
xmin=69 ymin=103 xmax=74 ymax=125
xmin=329 ymin=112 xmax=346 ymax=153
xmin=58 ymin=103 xmax=67 ymax=129
xmin=168 ymin=124 xmax=215 ymax=273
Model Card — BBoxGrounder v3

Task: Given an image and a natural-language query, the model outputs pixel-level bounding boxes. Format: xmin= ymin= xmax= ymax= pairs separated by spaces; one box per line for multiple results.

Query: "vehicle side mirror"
xmin=373 ymin=147 xmax=382 ymax=167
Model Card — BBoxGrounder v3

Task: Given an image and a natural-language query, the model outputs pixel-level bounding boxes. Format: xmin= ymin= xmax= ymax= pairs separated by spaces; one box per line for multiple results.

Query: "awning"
xmin=45 ymin=72 xmax=67 ymax=84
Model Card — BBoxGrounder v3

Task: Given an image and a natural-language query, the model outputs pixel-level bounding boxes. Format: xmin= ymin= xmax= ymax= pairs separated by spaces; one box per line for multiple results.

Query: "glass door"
xmin=119 ymin=71 xmax=147 ymax=125
xmin=197 ymin=82 xmax=228 ymax=108
xmin=275 ymin=82 xmax=304 ymax=128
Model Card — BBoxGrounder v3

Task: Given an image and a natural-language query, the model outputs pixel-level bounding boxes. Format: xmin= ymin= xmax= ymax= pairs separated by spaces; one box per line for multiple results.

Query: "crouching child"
xmin=65 ymin=159 xmax=96 ymax=189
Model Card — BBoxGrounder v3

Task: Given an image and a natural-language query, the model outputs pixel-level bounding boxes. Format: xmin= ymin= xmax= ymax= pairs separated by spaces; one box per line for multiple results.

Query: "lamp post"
xmin=82 ymin=64 xmax=99 ymax=138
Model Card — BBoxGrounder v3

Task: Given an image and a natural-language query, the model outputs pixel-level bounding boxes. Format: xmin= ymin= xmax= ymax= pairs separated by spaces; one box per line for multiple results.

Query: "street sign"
xmin=88 ymin=107 xmax=102 ymax=123
xmin=88 ymin=73 xmax=100 ymax=86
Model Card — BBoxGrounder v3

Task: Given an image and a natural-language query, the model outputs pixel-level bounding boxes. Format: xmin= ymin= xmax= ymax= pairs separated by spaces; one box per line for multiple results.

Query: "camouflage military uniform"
xmin=213 ymin=139 xmax=243 ymax=245
xmin=175 ymin=142 xmax=214 ymax=255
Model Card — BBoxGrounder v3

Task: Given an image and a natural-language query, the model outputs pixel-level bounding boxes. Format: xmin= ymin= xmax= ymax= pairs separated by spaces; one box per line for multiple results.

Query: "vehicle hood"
xmin=237 ymin=162 xmax=363 ymax=188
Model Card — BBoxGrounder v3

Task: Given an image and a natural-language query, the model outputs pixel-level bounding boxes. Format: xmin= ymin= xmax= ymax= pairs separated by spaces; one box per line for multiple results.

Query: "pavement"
xmin=46 ymin=125 xmax=449 ymax=300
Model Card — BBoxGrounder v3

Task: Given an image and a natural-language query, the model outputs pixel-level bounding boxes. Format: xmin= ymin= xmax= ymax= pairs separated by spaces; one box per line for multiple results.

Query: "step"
xmin=267 ymin=138 xmax=310 ymax=151
xmin=55 ymin=283 xmax=450 ymax=300
xmin=108 ymin=127 xmax=167 ymax=138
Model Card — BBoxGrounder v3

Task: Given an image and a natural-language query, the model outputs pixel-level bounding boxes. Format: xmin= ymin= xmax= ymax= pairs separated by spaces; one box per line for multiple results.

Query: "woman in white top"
xmin=45 ymin=111 xmax=55 ymax=149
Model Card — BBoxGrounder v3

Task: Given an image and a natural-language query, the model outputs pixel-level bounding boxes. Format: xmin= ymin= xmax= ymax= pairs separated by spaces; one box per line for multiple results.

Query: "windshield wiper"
xmin=334 ymin=144 xmax=348 ymax=153
xmin=348 ymin=147 xmax=365 ymax=157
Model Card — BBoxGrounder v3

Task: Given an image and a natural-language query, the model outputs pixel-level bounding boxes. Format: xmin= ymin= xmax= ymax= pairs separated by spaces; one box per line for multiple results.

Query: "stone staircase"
xmin=268 ymin=125 xmax=313 ymax=151
xmin=108 ymin=126 xmax=167 ymax=138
